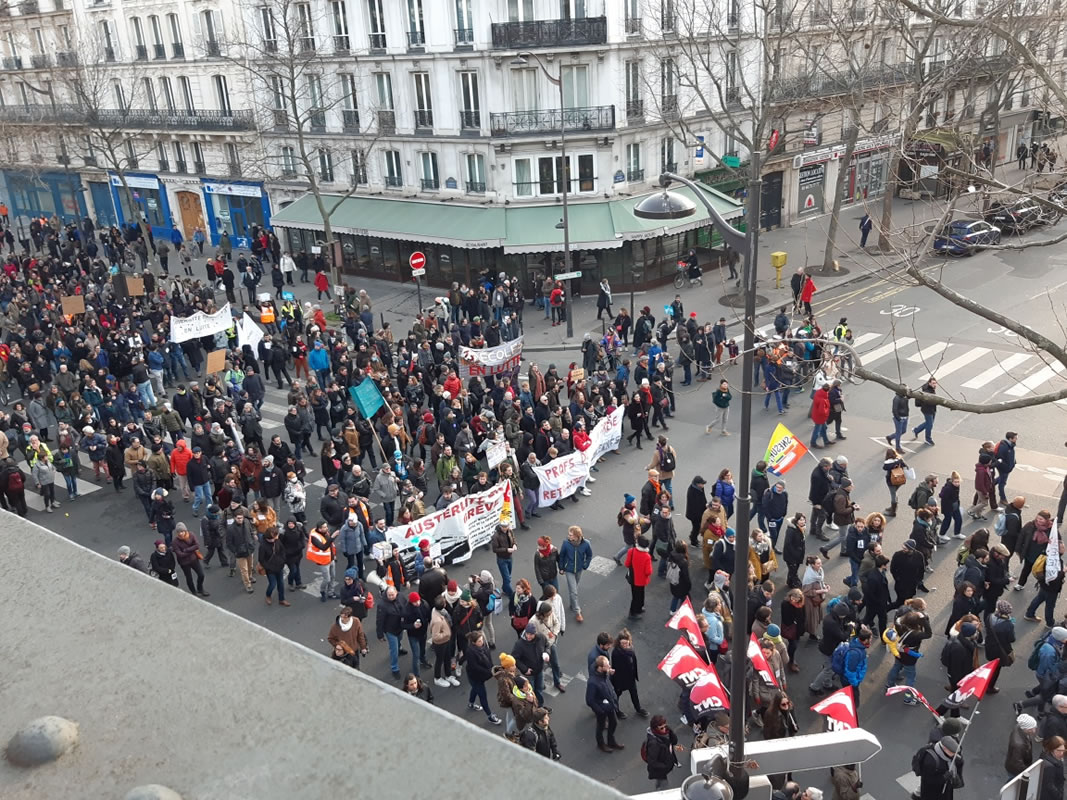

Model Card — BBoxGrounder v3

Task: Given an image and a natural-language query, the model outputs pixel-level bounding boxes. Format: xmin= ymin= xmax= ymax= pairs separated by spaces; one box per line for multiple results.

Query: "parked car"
xmin=1048 ymin=182 xmax=1067 ymax=210
xmin=933 ymin=219 xmax=1002 ymax=256
xmin=984 ymin=198 xmax=1044 ymax=233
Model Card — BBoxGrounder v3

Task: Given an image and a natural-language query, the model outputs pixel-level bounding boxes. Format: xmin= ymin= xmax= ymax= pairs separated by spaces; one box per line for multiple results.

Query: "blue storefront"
xmin=201 ymin=180 xmax=271 ymax=249
xmin=108 ymin=172 xmax=173 ymax=239
xmin=2 ymin=170 xmax=87 ymax=223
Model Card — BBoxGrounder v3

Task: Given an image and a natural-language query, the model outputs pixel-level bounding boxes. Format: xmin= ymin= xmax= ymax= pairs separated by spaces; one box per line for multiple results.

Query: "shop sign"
xmin=110 ymin=174 xmax=159 ymax=191
xmin=853 ymin=132 xmax=900 ymax=155
xmin=797 ymin=163 xmax=825 ymax=217
xmin=203 ymin=182 xmax=263 ymax=198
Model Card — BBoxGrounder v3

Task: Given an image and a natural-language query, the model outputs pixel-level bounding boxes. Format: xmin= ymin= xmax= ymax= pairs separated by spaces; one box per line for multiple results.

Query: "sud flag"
xmin=748 ymin=634 xmax=779 ymax=687
xmin=764 ymin=423 xmax=809 ymax=477
xmin=690 ymin=663 xmax=731 ymax=713
xmin=667 ymin=597 xmax=705 ymax=654
xmin=658 ymin=637 xmax=710 ymax=688
xmin=957 ymin=659 xmax=1000 ymax=700
xmin=885 ymin=686 xmax=941 ymax=718
xmin=810 ymin=686 xmax=858 ymax=730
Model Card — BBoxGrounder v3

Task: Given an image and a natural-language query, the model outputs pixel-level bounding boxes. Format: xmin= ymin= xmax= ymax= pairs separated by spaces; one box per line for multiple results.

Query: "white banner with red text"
xmin=533 ymin=407 xmax=624 ymax=507
xmin=458 ymin=336 xmax=524 ymax=378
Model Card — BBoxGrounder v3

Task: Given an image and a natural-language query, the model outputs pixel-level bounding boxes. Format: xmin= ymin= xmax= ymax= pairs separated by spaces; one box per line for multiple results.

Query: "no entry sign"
xmin=409 ymin=251 xmax=426 ymax=273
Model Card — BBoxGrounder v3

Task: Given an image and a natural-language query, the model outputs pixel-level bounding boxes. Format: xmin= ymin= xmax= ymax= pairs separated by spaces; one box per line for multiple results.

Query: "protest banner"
xmin=763 ymin=422 xmax=809 ymax=477
xmin=486 ymin=440 xmax=509 ymax=470
xmin=349 ymin=379 xmax=385 ymax=419
xmin=584 ymin=406 xmax=625 ymax=466
xmin=238 ymin=312 xmax=264 ymax=350
xmin=170 ymin=303 xmax=232 ymax=343
xmin=657 ymin=636 xmax=709 ymax=688
xmin=811 ymin=686 xmax=857 ymax=731
xmin=458 ymin=336 xmax=523 ymax=378
xmin=61 ymin=295 xmax=85 ymax=316
xmin=690 ymin=665 xmax=731 ymax=713
xmin=384 ymin=480 xmax=515 ymax=567
xmin=534 ymin=450 xmax=589 ymax=507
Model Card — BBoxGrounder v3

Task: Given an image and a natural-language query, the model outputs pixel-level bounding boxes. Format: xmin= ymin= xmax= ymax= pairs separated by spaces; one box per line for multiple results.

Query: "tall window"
xmin=167 ymin=13 xmax=183 ymax=56
xmin=367 ymin=0 xmax=386 ymax=48
xmin=173 ymin=141 xmax=186 ymax=170
xmin=419 ymin=151 xmax=439 ymax=189
xmin=407 ymin=0 xmax=425 ymax=46
xmin=466 ymin=152 xmax=485 ymax=192
xmin=202 ymin=10 xmax=220 ymax=56
xmin=318 ymin=148 xmax=334 ymax=181
xmin=149 ymin=16 xmax=164 ymax=58
xmin=130 ymin=17 xmax=145 ymax=47
xmin=331 ymin=1 xmax=349 ymax=49
xmin=660 ymin=57 xmax=678 ymax=115
xmin=384 ymin=149 xmax=402 ymax=186
xmin=413 ymin=72 xmax=432 ymax=127
xmin=142 ymin=77 xmax=157 ymax=110
xmin=625 ymin=60 xmax=642 ymax=117
xmin=178 ymin=76 xmax=195 ymax=112
xmin=661 ymin=136 xmax=676 ymax=170
xmin=507 ymin=0 xmax=533 ymax=21
xmin=460 ymin=71 xmax=479 ymax=128
xmin=561 ymin=64 xmax=588 ymax=108
xmin=626 ymin=143 xmax=642 ymax=180
xmin=351 ymin=149 xmax=367 ymax=183
xmin=99 ymin=19 xmax=115 ymax=60
xmin=214 ymin=75 xmax=231 ymax=113
xmin=191 ymin=141 xmax=204 ymax=169
xmin=511 ymin=68 xmax=538 ymax=111
xmin=296 ymin=3 xmax=314 ymax=49
xmin=559 ymin=0 xmax=586 ymax=19
xmin=341 ymin=73 xmax=358 ymax=129
xmin=280 ymin=145 xmax=296 ymax=176
xmin=157 ymin=142 xmax=170 ymax=171
xmin=159 ymin=77 xmax=175 ymax=111
xmin=661 ymin=0 xmax=676 ymax=31
xmin=374 ymin=72 xmax=393 ymax=109
xmin=455 ymin=0 xmax=473 ymax=38
xmin=112 ymin=80 xmax=125 ymax=108
xmin=126 ymin=139 xmax=138 ymax=168
xmin=225 ymin=142 xmax=240 ymax=171
xmin=260 ymin=6 xmax=276 ymax=49
xmin=537 ymin=155 xmax=564 ymax=195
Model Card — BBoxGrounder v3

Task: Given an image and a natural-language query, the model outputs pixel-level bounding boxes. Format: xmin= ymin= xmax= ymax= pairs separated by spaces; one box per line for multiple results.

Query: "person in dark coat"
xmin=1005 ymin=714 xmax=1039 ymax=776
xmin=983 ymin=598 xmax=1015 ymax=695
xmin=519 ymin=708 xmax=561 ymax=760
xmin=1039 ymin=737 xmax=1066 ymax=800
xmin=914 ymin=736 xmax=964 ymax=800
xmin=890 ymin=539 xmax=925 ymax=609
xmin=782 ymin=513 xmax=807 ymax=588
xmin=944 ymin=582 xmax=979 ymax=635
xmin=667 ymin=541 xmax=692 ymax=612
xmin=118 ymin=545 xmax=148 ymax=573
xmin=860 ymin=555 xmax=891 ymax=635
xmin=258 ymin=525 xmax=290 ymax=606
xmin=610 ymin=628 xmax=649 ymax=719
xmin=586 ymin=654 xmax=623 ymax=753
xmin=684 ymin=476 xmax=707 ymax=545
xmin=643 ymin=715 xmax=682 ymax=789
xmin=149 ymin=540 xmax=178 ymax=585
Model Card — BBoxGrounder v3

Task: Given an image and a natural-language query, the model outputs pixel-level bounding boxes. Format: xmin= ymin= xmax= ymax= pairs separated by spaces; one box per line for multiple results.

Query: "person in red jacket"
xmin=169 ymin=438 xmax=193 ymax=501
xmin=800 ymin=275 xmax=817 ymax=315
xmin=624 ymin=535 xmax=654 ymax=617
xmin=810 ymin=384 xmax=832 ymax=450
xmin=313 ymin=268 xmax=330 ymax=301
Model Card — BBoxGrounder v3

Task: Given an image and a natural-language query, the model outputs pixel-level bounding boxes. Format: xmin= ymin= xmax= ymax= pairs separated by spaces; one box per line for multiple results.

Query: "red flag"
xmin=810 ymin=686 xmax=857 ymax=730
xmin=748 ymin=634 xmax=779 ymax=687
xmin=957 ymin=659 xmax=999 ymax=700
xmin=690 ymin=663 xmax=731 ymax=713
xmin=667 ymin=597 xmax=705 ymax=652
xmin=885 ymin=686 xmax=940 ymax=718
xmin=658 ymin=636 xmax=710 ymax=688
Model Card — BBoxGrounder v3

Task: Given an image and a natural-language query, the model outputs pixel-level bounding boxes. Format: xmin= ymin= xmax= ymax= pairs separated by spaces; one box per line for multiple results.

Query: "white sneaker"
xmin=447 ymin=675 xmax=461 ymax=686
xmin=954 ymin=533 xmax=967 ymax=539
xmin=829 ymin=523 xmax=840 ymax=531
xmin=434 ymin=677 xmax=450 ymax=688
xmin=454 ymin=666 xmax=463 ymax=677
xmin=580 ymin=487 xmax=592 ymax=496
xmin=586 ymin=476 xmax=597 ymax=483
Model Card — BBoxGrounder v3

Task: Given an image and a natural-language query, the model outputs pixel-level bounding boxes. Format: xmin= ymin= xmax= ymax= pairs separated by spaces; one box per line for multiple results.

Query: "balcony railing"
xmin=625 ymin=16 xmax=642 ymax=35
xmin=272 ymin=109 xmax=288 ymax=130
xmin=923 ymin=51 xmax=1017 ymax=78
xmin=384 ymin=175 xmax=402 ymax=187
xmin=420 ymin=177 xmax=439 ymax=190
xmin=153 ymin=43 xmax=165 ymax=59
xmin=414 ymin=109 xmax=433 ymax=129
xmin=134 ymin=44 xmax=147 ymax=60
xmin=193 ymin=160 xmax=205 ymax=174
xmin=56 ymin=153 xmax=69 ymax=165
xmin=768 ymin=63 xmax=911 ymax=101
xmin=489 ymin=104 xmax=615 ymax=137
xmin=2 ymin=55 xmax=21 ymax=69
xmin=83 ymin=154 xmax=96 ymax=166
xmin=309 ymin=110 xmax=326 ymax=132
xmin=171 ymin=42 xmax=184 ymax=58
xmin=299 ymin=36 xmax=314 ymax=52
xmin=407 ymin=29 xmax=425 ymax=49
xmin=627 ymin=168 xmax=645 ymax=182
xmin=490 ymin=16 xmax=606 ymax=49
xmin=342 ymin=109 xmax=359 ymax=131
xmin=368 ymin=32 xmax=386 ymax=50
xmin=725 ymin=86 xmax=740 ymax=105
xmin=377 ymin=109 xmax=395 ymax=134
xmin=333 ymin=34 xmax=349 ymax=51
xmin=727 ymin=12 xmax=739 ymax=29
xmin=466 ymin=181 xmax=485 ymax=193
xmin=454 ymin=27 xmax=473 ymax=46
xmin=663 ymin=160 xmax=677 ymax=173
xmin=662 ymin=94 xmax=679 ymax=119
xmin=20 ymin=0 xmax=37 ymax=13
xmin=159 ymin=159 xmax=170 ymax=172
xmin=204 ymin=39 xmax=220 ymax=57
xmin=56 ymin=50 xmax=75 ymax=66
xmin=30 ymin=53 xmax=48 ymax=67
xmin=661 ymin=15 xmax=676 ymax=32
xmin=626 ymin=99 xmax=644 ymax=120
xmin=1 ymin=103 xmax=257 ymax=131
xmin=175 ymin=159 xmax=187 ymax=173
xmin=227 ymin=161 xmax=240 ymax=178
xmin=104 ymin=46 xmax=115 ymax=62
xmin=127 ymin=156 xmax=138 ymax=168
xmin=460 ymin=109 xmax=480 ymax=129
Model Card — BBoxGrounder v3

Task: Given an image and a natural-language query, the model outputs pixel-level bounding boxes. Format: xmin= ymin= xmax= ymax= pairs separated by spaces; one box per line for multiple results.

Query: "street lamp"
xmin=512 ymin=51 xmax=573 ymax=338
xmin=634 ymin=155 xmax=763 ymax=798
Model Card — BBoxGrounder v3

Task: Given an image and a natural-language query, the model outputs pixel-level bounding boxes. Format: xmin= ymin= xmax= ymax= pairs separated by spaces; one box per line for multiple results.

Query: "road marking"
xmin=850 ymin=332 xmax=883 ymax=348
xmin=868 ymin=436 xmax=916 ymax=454
xmin=1005 ymin=361 xmax=1066 ymax=396
xmin=906 ymin=341 xmax=950 ymax=364
xmin=23 ymin=479 xmax=103 ymax=511
xmin=896 ymin=771 xmax=920 ymax=794
xmin=961 ymin=352 xmax=1032 ymax=389
xmin=926 ymin=347 xmax=991 ymax=380
xmin=859 ymin=336 xmax=916 ymax=364
xmin=586 ymin=555 xmax=618 ymax=577
xmin=542 ymin=670 xmax=586 ymax=697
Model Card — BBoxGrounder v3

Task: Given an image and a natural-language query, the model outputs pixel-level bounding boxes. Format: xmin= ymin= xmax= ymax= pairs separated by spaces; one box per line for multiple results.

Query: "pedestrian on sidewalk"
xmin=883 ymin=448 xmax=908 ymax=517
xmin=859 ymin=214 xmax=873 ymax=248
xmin=596 ymin=278 xmax=613 ymax=320
xmin=1017 ymin=142 xmax=1029 ymax=170
xmin=790 ymin=268 xmax=805 ymax=312
xmin=800 ymin=274 xmax=817 ymax=316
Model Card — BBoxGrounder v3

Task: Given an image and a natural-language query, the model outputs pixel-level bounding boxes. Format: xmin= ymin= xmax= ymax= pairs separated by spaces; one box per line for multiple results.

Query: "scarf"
xmin=338 ymin=617 xmax=354 ymax=632
xmin=802 ymin=564 xmax=825 ymax=586
xmin=538 ymin=545 xmax=553 ymax=558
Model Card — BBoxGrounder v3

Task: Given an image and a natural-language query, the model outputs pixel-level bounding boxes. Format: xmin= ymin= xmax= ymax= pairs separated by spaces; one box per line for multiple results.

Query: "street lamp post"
xmin=513 ymin=52 xmax=573 ymax=338
xmin=633 ymin=154 xmax=762 ymax=798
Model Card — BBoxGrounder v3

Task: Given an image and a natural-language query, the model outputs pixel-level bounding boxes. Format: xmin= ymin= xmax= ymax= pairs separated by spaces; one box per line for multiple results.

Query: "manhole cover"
xmin=719 ymin=292 xmax=770 ymax=309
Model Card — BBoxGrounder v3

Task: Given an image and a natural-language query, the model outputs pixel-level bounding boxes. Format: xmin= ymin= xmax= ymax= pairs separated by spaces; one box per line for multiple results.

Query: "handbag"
xmin=364 ymin=593 xmax=375 ymax=610
xmin=256 ymin=563 xmax=266 ymax=575
xmin=904 ymin=466 xmax=917 ymax=481
xmin=511 ymin=614 xmax=530 ymax=632
xmin=889 ymin=466 xmax=907 ymax=487
xmin=832 ymin=402 xmax=844 ymax=413
xmin=781 ymin=623 xmax=798 ymax=640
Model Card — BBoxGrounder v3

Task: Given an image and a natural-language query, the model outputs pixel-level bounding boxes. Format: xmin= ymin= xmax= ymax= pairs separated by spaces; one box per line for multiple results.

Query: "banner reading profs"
xmin=534 ymin=406 xmax=624 ymax=507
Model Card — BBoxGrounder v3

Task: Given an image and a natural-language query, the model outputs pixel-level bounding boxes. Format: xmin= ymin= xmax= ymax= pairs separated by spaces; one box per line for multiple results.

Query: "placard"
xmin=61 ymin=295 xmax=85 ymax=316
xmin=568 ymin=367 xmax=585 ymax=382
xmin=126 ymin=276 xmax=145 ymax=296
xmin=458 ymin=336 xmax=523 ymax=378
xmin=205 ymin=349 xmax=227 ymax=375
xmin=486 ymin=440 xmax=509 ymax=469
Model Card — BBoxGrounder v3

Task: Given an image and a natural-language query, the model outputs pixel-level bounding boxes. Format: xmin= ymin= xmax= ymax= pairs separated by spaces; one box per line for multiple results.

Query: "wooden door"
xmin=176 ymin=191 xmax=204 ymax=238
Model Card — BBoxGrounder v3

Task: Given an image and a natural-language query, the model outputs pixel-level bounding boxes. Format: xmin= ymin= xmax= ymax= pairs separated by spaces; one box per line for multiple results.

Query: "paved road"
xmin=24 ymin=237 xmax=1067 ymax=797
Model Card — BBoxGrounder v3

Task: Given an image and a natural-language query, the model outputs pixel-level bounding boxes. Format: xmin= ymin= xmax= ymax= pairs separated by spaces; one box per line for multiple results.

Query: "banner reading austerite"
xmin=458 ymin=336 xmax=523 ymax=378
xmin=170 ymin=303 xmax=233 ymax=343
xmin=533 ymin=406 xmax=624 ymax=506
xmin=384 ymin=480 xmax=515 ymax=566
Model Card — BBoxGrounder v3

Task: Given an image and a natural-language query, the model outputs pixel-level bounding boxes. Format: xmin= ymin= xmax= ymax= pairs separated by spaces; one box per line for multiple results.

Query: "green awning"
xmin=610 ymin=184 xmax=744 ymax=242
xmin=502 ymin=203 xmax=620 ymax=254
xmin=270 ymin=194 xmax=507 ymax=249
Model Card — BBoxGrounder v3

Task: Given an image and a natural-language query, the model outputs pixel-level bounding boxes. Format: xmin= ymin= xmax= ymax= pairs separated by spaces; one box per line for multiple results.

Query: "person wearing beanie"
xmin=403 ymin=591 xmax=432 ymax=679
xmin=913 ymin=735 xmax=963 ymax=800
xmin=983 ymin=598 xmax=1015 ymax=695
xmin=443 ymin=580 xmax=462 ymax=608
xmin=149 ymin=539 xmax=178 ymax=586
xmin=117 ymin=545 xmax=148 ymax=573
xmin=616 ymin=494 xmax=646 ymax=564
xmin=493 ymin=650 xmax=535 ymax=739
xmin=1007 ymin=713 xmax=1040 ymax=775
xmin=339 ymin=568 xmax=367 ymax=619
xmin=511 ymin=621 xmax=548 ymax=707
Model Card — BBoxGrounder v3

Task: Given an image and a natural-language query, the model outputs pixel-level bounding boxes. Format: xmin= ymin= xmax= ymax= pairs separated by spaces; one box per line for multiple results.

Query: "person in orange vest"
xmin=0 ymin=201 xmax=8 ymax=224
xmin=307 ymin=521 xmax=339 ymax=602
xmin=260 ymin=301 xmax=277 ymax=334
xmin=380 ymin=542 xmax=409 ymax=589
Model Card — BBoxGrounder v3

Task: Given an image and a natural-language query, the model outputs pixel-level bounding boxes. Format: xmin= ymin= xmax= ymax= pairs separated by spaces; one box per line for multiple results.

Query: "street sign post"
xmin=410 ymin=251 xmax=426 ymax=309
xmin=554 ymin=270 xmax=582 ymax=281
xmin=691 ymin=728 xmax=882 ymax=778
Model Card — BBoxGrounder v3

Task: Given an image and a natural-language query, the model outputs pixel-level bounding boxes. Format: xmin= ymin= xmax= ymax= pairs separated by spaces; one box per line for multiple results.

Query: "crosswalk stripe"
xmin=906 ymin=341 xmax=951 ymax=364
xmin=850 ymin=332 xmax=882 ymax=348
xmin=859 ymin=336 xmax=916 ymax=364
xmin=961 ymin=352 xmax=1032 ymax=389
xmin=1005 ymin=361 xmax=1066 ymax=396
xmin=260 ymin=401 xmax=291 ymax=416
xmin=23 ymin=479 xmax=102 ymax=511
xmin=926 ymin=347 xmax=990 ymax=380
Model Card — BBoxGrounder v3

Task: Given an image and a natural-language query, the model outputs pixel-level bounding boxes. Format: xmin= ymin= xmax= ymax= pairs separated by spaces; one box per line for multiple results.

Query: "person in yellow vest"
xmin=307 ymin=521 xmax=339 ymax=602
xmin=260 ymin=301 xmax=277 ymax=334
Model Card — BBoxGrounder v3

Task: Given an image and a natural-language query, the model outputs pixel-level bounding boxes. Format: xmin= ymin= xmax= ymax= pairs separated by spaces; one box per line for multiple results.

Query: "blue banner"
xmin=349 ymin=380 xmax=384 ymax=419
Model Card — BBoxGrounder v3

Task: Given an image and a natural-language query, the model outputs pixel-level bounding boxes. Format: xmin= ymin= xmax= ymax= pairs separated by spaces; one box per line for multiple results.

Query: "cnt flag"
xmin=764 ymin=423 xmax=809 ymax=477
xmin=810 ymin=685 xmax=858 ymax=730
xmin=667 ymin=597 xmax=706 ymax=655
xmin=956 ymin=659 xmax=1000 ymax=701
xmin=690 ymin=664 xmax=731 ymax=713
xmin=658 ymin=636 xmax=710 ymax=688
xmin=748 ymin=634 xmax=779 ymax=687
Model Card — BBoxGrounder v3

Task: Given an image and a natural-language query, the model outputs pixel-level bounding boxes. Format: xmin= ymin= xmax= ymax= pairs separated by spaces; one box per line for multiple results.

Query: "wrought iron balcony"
xmin=420 ymin=177 xmax=439 ymax=190
xmin=1 ymin=55 xmax=21 ymax=69
xmin=342 ymin=109 xmax=359 ymax=131
xmin=377 ymin=109 xmax=395 ymax=134
xmin=204 ymin=40 xmax=220 ymax=57
xmin=466 ymin=181 xmax=485 ymax=193
xmin=56 ymin=50 xmax=75 ymax=66
xmin=171 ymin=42 xmax=184 ymax=58
xmin=56 ymin=153 xmax=69 ymax=165
xmin=407 ymin=29 xmax=425 ymax=49
xmin=272 ymin=109 xmax=288 ymax=130
xmin=309 ymin=110 xmax=326 ymax=132
xmin=768 ymin=63 xmax=911 ymax=102
xmin=333 ymin=34 xmax=349 ymax=51
xmin=627 ymin=168 xmax=645 ymax=182
xmin=2 ymin=103 xmax=257 ymax=131
xmin=20 ymin=0 xmax=37 ymax=13
xmin=83 ymin=154 xmax=96 ymax=166
xmin=625 ymin=16 xmax=642 ymax=35
xmin=153 ymin=43 xmax=165 ymax=59
xmin=368 ymin=32 xmax=386 ymax=50
xmin=193 ymin=160 xmax=205 ymax=174
xmin=159 ymin=158 xmax=170 ymax=171
xmin=489 ymin=104 xmax=615 ymax=137
xmin=30 ymin=53 xmax=48 ymax=67
xmin=662 ymin=94 xmax=679 ymax=119
xmin=725 ymin=86 xmax=741 ymax=106
xmin=454 ymin=27 xmax=473 ymax=46
xmin=299 ymin=36 xmax=314 ymax=52
xmin=626 ymin=99 xmax=644 ymax=121
xmin=384 ymin=175 xmax=402 ymax=187
xmin=460 ymin=109 xmax=480 ymax=129
xmin=663 ymin=161 xmax=677 ymax=173
xmin=491 ymin=16 xmax=606 ymax=50
xmin=175 ymin=159 xmax=187 ymax=173
xmin=414 ymin=109 xmax=433 ymax=129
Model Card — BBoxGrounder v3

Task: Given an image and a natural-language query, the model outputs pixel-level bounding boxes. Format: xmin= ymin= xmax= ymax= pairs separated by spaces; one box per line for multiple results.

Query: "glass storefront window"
xmin=216 ymin=193 xmax=265 ymax=240
xmin=118 ymin=186 xmax=165 ymax=228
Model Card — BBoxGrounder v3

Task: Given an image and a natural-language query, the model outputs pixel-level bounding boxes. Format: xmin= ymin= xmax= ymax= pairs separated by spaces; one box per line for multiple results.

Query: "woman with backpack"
xmin=666 ymin=541 xmax=692 ymax=612
xmin=882 ymin=447 xmax=909 ymax=518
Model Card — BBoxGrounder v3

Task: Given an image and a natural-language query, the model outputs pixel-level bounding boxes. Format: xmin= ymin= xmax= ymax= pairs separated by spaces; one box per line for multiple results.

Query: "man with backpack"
xmin=648 ymin=435 xmax=678 ymax=503
xmin=912 ymin=736 xmax=964 ymax=799
xmin=1016 ymin=626 xmax=1067 ymax=715
xmin=908 ymin=474 xmax=939 ymax=519
xmin=831 ymin=625 xmax=873 ymax=711
xmin=809 ymin=602 xmax=853 ymax=694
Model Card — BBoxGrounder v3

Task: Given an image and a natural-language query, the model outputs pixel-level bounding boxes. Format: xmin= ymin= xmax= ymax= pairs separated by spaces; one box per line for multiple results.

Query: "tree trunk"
xmin=821 ymin=122 xmax=860 ymax=271
xmin=877 ymin=102 xmax=926 ymax=252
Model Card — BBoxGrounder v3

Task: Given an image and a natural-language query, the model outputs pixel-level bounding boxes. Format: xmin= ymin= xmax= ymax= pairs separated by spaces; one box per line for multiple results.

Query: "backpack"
xmin=956 ymin=544 xmax=970 ymax=566
xmin=952 ymin=564 xmax=968 ymax=589
xmin=995 ymin=510 xmax=1008 ymax=536
xmin=666 ymin=561 xmax=681 ymax=586
xmin=940 ymin=639 xmax=955 ymax=668
xmin=7 ymin=470 xmax=23 ymax=491
xmin=1029 ymin=636 xmax=1049 ymax=671
xmin=1033 ymin=554 xmax=1048 ymax=579
xmin=417 ymin=423 xmax=433 ymax=446
xmin=822 ymin=490 xmax=838 ymax=515
xmin=659 ymin=447 xmax=677 ymax=473
xmin=912 ymin=744 xmax=934 ymax=776
xmin=907 ymin=487 xmax=922 ymax=510
xmin=488 ymin=590 xmax=501 ymax=614
xmin=830 ymin=641 xmax=850 ymax=676
xmin=640 ymin=739 xmax=649 ymax=763
xmin=214 ymin=261 xmax=224 ymax=276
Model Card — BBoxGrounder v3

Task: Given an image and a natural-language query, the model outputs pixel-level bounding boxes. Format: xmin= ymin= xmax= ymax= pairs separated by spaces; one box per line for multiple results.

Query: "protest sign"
xmin=764 ymin=423 xmax=809 ymax=477
xmin=458 ymin=336 xmax=523 ymax=378
xmin=170 ymin=303 xmax=233 ymax=343
xmin=238 ymin=312 xmax=264 ymax=350
xmin=349 ymin=379 xmax=385 ymax=419
xmin=534 ymin=450 xmax=589 ymax=507
xmin=126 ymin=276 xmax=145 ymax=296
xmin=205 ymin=349 xmax=227 ymax=375
xmin=486 ymin=440 xmax=509 ymax=470
xmin=61 ymin=295 xmax=84 ymax=316
xmin=584 ymin=406 xmax=625 ymax=466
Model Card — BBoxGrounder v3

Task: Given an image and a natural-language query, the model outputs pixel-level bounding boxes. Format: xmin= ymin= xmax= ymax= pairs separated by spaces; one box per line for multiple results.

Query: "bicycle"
xmin=674 ymin=260 xmax=703 ymax=289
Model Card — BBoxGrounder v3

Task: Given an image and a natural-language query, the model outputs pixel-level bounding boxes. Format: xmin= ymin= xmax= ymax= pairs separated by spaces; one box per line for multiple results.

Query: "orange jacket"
xmin=169 ymin=441 xmax=192 ymax=475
